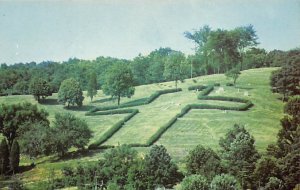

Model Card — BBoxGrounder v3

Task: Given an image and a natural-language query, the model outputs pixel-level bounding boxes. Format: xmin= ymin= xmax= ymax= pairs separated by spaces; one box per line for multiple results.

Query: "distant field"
xmin=0 ymin=67 xmax=283 ymax=188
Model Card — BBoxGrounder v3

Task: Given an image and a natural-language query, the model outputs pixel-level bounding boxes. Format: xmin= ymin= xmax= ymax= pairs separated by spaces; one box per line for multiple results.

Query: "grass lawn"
xmin=0 ymin=67 xmax=283 ymax=189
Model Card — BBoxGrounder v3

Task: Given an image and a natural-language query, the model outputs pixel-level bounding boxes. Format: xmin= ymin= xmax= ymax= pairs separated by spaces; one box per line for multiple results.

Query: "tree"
xmin=144 ymin=145 xmax=183 ymax=189
xmin=264 ymin=177 xmax=284 ymax=190
xmin=102 ymin=64 xmax=135 ymax=105
xmin=219 ymin=124 xmax=260 ymax=189
xmin=19 ymin=122 xmax=53 ymax=164
xmin=185 ymin=145 xmax=222 ymax=180
xmin=284 ymin=95 xmax=300 ymax=119
xmin=52 ymin=113 xmax=92 ymax=156
xmin=253 ymin=157 xmax=279 ymax=188
xmin=270 ymin=57 xmax=300 ymax=100
xmin=126 ymin=159 xmax=148 ymax=190
xmin=180 ymin=175 xmax=209 ymax=190
xmin=0 ymin=103 xmax=49 ymax=148
xmin=9 ymin=140 xmax=20 ymax=174
xmin=164 ymin=52 xmax=188 ymax=89
xmin=87 ymin=72 xmax=98 ymax=102
xmin=0 ymin=139 xmax=9 ymax=175
xmin=58 ymin=78 xmax=84 ymax=107
xmin=225 ymin=68 xmax=241 ymax=85
xmin=29 ymin=77 xmax=52 ymax=102
xmin=210 ymin=174 xmax=240 ymax=190
xmin=102 ymin=145 xmax=138 ymax=187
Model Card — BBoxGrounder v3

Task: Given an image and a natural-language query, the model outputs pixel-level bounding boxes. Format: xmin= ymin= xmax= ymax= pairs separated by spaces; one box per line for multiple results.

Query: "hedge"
xmin=88 ymin=109 xmax=139 ymax=149
xmin=88 ymin=85 xmax=254 ymax=149
xmin=188 ymin=85 xmax=206 ymax=91
xmin=88 ymin=88 xmax=182 ymax=112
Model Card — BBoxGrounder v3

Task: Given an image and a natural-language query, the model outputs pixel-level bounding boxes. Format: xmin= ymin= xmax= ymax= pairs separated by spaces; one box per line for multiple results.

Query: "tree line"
xmin=1 ymin=25 xmax=298 ymax=98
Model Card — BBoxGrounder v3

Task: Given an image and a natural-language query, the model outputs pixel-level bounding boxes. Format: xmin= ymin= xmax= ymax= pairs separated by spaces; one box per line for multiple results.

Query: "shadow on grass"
xmin=64 ymin=105 xmax=95 ymax=112
xmin=235 ymin=86 xmax=254 ymax=90
xmin=51 ymin=149 xmax=106 ymax=163
xmin=121 ymin=97 xmax=148 ymax=106
xmin=19 ymin=164 xmax=36 ymax=173
xmin=39 ymin=98 xmax=60 ymax=105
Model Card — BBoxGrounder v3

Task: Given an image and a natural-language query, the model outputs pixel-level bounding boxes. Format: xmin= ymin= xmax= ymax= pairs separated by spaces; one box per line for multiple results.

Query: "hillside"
xmin=0 ymin=67 xmax=283 ymax=188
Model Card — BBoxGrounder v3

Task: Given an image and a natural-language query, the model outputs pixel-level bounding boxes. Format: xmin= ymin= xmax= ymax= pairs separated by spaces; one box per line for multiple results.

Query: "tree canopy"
xmin=58 ymin=78 xmax=84 ymax=107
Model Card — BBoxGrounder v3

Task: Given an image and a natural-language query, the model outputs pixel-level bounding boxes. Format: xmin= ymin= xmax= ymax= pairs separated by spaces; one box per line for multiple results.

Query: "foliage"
xmin=102 ymin=145 xmax=138 ymax=187
xmin=52 ymin=113 xmax=92 ymax=156
xmin=144 ymin=145 xmax=183 ymax=189
xmin=188 ymin=85 xmax=206 ymax=91
xmin=253 ymin=157 xmax=279 ymax=188
xmin=180 ymin=175 xmax=209 ymax=190
xmin=58 ymin=78 xmax=84 ymax=107
xmin=164 ymin=51 xmax=188 ymax=89
xmin=225 ymin=68 xmax=241 ymax=85
xmin=186 ymin=145 xmax=222 ymax=180
xmin=284 ymin=95 xmax=300 ymax=119
xmin=19 ymin=122 xmax=53 ymax=161
xmin=0 ymin=103 xmax=49 ymax=147
xmin=9 ymin=140 xmax=20 ymax=174
xmin=29 ymin=77 xmax=52 ymax=102
xmin=270 ymin=56 xmax=300 ymax=100
xmin=264 ymin=177 xmax=284 ymax=190
xmin=0 ymin=139 xmax=9 ymax=175
xmin=210 ymin=174 xmax=240 ymax=190
xmin=102 ymin=64 xmax=135 ymax=105
xmin=219 ymin=124 xmax=260 ymax=189
xmin=87 ymin=71 xmax=98 ymax=101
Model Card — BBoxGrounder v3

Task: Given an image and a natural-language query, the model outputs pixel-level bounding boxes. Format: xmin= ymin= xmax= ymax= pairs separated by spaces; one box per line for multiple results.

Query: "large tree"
xmin=29 ymin=77 xmax=52 ymax=102
xmin=58 ymin=78 xmax=84 ymax=107
xmin=0 ymin=103 xmax=49 ymax=148
xmin=102 ymin=64 xmax=135 ymax=105
xmin=87 ymin=72 xmax=98 ymax=102
xmin=52 ymin=113 xmax=92 ymax=156
xmin=164 ymin=52 xmax=188 ymax=89
xmin=219 ymin=124 xmax=260 ymax=189
xmin=9 ymin=140 xmax=20 ymax=174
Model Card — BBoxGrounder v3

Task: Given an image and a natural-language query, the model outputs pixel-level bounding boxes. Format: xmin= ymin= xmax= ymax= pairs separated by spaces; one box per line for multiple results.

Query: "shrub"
xmin=210 ymin=174 xmax=240 ymax=190
xmin=180 ymin=175 xmax=209 ymax=190
xmin=198 ymin=85 xmax=214 ymax=97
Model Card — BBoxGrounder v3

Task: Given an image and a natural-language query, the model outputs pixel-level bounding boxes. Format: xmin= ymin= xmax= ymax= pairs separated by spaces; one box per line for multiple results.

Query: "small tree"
xmin=58 ymin=78 xmax=84 ymax=107
xmin=144 ymin=145 xmax=183 ymax=189
xmin=210 ymin=174 xmax=240 ymax=190
xmin=29 ymin=77 xmax=52 ymax=102
xmin=0 ymin=139 xmax=9 ymax=174
xmin=225 ymin=68 xmax=241 ymax=85
xmin=52 ymin=113 xmax=92 ymax=156
xmin=102 ymin=64 xmax=135 ymax=105
xmin=9 ymin=140 xmax=20 ymax=174
xmin=87 ymin=72 xmax=98 ymax=102
xmin=164 ymin=52 xmax=188 ymax=89
xmin=186 ymin=145 xmax=222 ymax=180
xmin=180 ymin=175 xmax=209 ymax=190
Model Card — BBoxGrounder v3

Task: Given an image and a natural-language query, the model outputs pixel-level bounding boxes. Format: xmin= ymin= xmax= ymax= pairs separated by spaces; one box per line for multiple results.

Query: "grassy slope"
xmin=0 ymin=67 xmax=283 ymax=188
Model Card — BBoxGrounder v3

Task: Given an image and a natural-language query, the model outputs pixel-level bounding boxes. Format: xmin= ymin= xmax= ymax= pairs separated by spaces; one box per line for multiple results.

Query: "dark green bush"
xmin=214 ymin=83 xmax=221 ymax=86
xmin=145 ymin=88 xmax=182 ymax=104
xmin=198 ymin=85 xmax=214 ymax=97
xmin=226 ymin=83 xmax=234 ymax=86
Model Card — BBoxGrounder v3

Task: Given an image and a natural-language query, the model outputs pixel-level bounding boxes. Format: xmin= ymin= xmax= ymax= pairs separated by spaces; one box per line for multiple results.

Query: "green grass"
xmin=0 ymin=67 xmax=283 ymax=188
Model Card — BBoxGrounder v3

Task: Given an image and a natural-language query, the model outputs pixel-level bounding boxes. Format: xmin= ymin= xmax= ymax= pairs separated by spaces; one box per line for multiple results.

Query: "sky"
xmin=0 ymin=0 xmax=299 ymax=65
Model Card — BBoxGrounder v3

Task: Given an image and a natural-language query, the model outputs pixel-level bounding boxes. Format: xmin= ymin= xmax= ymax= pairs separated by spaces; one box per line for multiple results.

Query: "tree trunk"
xmin=175 ymin=80 xmax=178 ymax=89
xmin=118 ymin=96 xmax=121 ymax=105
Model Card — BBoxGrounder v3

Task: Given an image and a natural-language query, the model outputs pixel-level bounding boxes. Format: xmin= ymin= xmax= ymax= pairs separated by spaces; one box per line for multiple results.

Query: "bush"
xmin=210 ymin=174 xmax=240 ymax=190
xmin=180 ymin=175 xmax=209 ymax=190
xmin=145 ymin=88 xmax=182 ymax=104
xmin=198 ymin=85 xmax=214 ymax=97
xmin=214 ymin=83 xmax=221 ymax=86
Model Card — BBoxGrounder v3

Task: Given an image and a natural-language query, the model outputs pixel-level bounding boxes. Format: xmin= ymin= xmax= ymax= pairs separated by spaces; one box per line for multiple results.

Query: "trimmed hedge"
xmin=188 ymin=85 xmax=206 ymax=91
xmin=88 ymin=88 xmax=182 ymax=112
xmin=88 ymin=85 xmax=254 ymax=150
xmin=88 ymin=109 xmax=139 ymax=149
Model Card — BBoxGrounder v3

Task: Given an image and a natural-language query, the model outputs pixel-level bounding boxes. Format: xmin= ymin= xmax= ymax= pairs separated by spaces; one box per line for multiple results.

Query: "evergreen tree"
xmin=0 ymin=139 xmax=9 ymax=175
xmin=9 ymin=140 xmax=20 ymax=174
xmin=210 ymin=174 xmax=240 ymax=190
xmin=87 ymin=72 xmax=98 ymax=102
